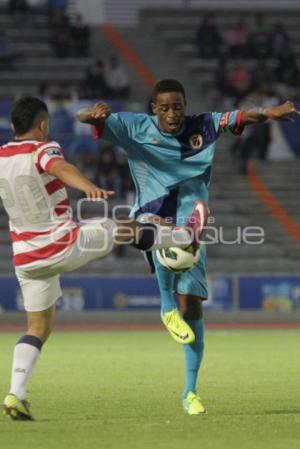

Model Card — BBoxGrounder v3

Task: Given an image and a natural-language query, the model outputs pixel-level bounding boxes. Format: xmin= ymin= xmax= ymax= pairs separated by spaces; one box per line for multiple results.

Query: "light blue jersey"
xmin=95 ymin=110 xmax=243 ymax=297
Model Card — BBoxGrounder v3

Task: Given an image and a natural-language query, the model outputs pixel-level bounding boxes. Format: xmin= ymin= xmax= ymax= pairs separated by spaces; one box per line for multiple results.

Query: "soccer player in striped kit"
xmin=1 ymin=96 xmax=205 ymax=420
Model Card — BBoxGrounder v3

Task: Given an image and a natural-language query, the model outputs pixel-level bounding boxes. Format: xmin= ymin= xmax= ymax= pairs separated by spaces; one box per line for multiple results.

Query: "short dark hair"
xmin=152 ymin=79 xmax=186 ymax=102
xmin=11 ymin=96 xmax=48 ymax=136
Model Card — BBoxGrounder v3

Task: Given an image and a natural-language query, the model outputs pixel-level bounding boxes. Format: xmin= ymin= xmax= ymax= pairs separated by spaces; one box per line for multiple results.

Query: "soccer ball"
xmin=156 ymin=245 xmax=200 ymax=273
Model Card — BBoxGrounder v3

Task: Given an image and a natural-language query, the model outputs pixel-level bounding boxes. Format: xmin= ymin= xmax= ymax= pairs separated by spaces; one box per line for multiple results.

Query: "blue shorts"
xmin=152 ymin=244 xmax=208 ymax=298
xmin=137 ymin=175 xmax=209 ymax=299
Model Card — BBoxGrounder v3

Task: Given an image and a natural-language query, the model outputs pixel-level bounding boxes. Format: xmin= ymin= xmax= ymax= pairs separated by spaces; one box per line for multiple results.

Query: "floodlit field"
xmin=0 ymin=329 xmax=300 ymax=449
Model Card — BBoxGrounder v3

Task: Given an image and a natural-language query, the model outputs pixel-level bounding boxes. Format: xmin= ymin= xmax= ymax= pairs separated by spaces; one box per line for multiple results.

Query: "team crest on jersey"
xmin=189 ymin=134 xmax=203 ymax=150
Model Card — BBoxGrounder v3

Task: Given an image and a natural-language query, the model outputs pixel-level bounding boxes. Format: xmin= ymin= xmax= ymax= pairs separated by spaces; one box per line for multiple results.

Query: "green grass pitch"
xmin=0 ymin=329 xmax=300 ymax=449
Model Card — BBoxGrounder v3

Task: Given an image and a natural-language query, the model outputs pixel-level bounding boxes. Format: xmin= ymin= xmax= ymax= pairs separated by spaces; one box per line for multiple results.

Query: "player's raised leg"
xmin=179 ymin=294 xmax=206 ymax=415
xmin=116 ymin=215 xmax=195 ymax=251
xmin=149 ymin=200 xmax=208 ymax=345
xmin=132 ymin=213 xmax=197 ymax=345
xmin=151 ymin=253 xmax=195 ymax=344
xmin=136 ymin=203 xmax=209 ymax=252
xmin=3 ymin=304 xmax=56 ymax=421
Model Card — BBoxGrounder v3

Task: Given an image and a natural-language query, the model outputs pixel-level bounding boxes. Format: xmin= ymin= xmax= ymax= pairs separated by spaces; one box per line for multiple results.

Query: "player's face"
xmin=152 ymin=92 xmax=186 ymax=134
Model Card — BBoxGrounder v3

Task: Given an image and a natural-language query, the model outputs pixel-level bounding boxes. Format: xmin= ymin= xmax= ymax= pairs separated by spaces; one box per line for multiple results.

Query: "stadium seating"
xmin=0 ymin=5 xmax=92 ymax=99
xmin=104 ymin=0 xmax=300 ymax=26
xmin=0 ymin=5 xmax=299 ymax=276
xmin=208 ymin=150 xmax=300 ymax=274
xmin=139 ymin=9 xmax=300 ymax=108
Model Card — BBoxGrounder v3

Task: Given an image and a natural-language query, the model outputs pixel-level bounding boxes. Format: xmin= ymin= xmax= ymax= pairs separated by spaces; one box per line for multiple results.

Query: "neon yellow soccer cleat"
xmin=3 ymin=394 xmax=34 ymax=421
xmin=161 ymin=309 xmax=195 ymax=344
xmin=183 ymin=392 xmax=206 ymax=415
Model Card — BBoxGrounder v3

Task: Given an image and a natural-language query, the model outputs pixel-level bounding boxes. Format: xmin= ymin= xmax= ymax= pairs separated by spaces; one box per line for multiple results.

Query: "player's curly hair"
xmin=152 ymin=79 xmax=186 ymax=102
xmin=11 ymin=96 xmax=48 ymax=136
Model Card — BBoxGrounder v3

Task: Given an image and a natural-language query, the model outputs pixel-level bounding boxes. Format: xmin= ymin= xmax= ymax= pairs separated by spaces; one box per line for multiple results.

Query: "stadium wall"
xmin=1 ymin=275 xmax=300 ymax=315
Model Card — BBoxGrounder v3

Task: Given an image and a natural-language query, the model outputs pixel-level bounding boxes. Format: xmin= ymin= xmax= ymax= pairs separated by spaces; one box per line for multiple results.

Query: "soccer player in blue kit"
xmin=78 ymin=79 xmax=299 ymax=415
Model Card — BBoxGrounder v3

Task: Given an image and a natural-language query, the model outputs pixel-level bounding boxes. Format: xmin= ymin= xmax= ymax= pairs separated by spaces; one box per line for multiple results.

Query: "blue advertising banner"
xmin=205 ymin=275 xmax=234 ymax=310
xmin=0 ymin=275 xmax=234 ymax=312
xmin=239 ymin=276 xmax=300 ymax=310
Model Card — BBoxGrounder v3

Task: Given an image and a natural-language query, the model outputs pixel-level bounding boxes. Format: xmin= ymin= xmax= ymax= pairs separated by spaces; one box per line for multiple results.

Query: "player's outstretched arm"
xmin=48 ymin=160 xmax=115 ymax=200
xmin=76 ymin=102 xmax=111 ymax=125
xmin=241 ymin=101 xmax=300 ymax=125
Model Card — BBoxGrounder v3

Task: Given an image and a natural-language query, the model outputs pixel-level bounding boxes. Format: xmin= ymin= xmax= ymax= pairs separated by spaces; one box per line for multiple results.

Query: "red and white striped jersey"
xmin=0 ymin=140 xmax=79 ymax=269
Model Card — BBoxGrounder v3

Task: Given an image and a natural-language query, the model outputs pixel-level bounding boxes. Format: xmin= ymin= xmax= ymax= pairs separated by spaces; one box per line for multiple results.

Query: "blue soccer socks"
xmin=182 ymin=319 xmax=205 ymax=399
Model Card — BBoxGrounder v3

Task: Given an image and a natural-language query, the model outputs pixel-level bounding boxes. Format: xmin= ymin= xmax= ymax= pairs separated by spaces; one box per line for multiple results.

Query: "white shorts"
xmin=15 ymin=219 xmax=117 ymax=312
